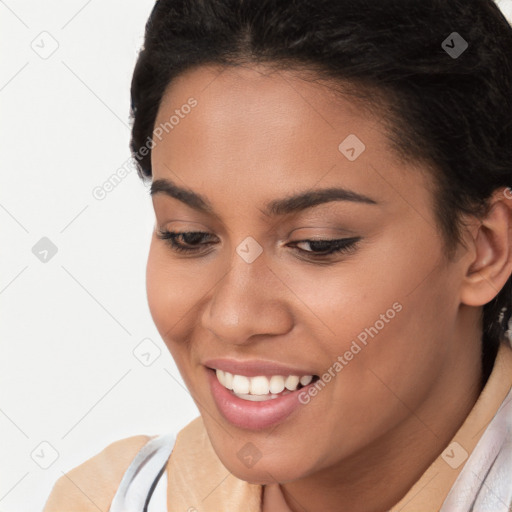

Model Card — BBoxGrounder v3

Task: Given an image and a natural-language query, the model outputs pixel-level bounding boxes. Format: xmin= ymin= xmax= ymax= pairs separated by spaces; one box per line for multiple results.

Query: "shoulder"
xmin=43 ymin=434 xmax=154 ymax=512
xmin=166 ymin=416 xmax=262 ymax=509
xmin=174 ymin=415 xmax=205 ymax=446
xmin=169 ymin=416 xmax=210 ymax=464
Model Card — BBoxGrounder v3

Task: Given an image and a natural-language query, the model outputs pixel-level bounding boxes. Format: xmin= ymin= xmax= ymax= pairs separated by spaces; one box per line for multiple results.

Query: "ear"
xmin=460 ymin=187 xmax=512 ymax=307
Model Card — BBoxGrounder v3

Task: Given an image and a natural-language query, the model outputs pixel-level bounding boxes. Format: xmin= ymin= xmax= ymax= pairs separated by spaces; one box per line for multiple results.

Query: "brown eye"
xmin=156 ymin=230 xmax=216 ymax=253
xmin=290 ymin=237 xmax=361 ymax=258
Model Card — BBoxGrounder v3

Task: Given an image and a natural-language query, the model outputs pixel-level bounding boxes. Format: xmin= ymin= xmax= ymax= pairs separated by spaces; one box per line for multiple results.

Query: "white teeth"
xmin=232 ymin=374 xmax=250 ymax=394
xmin=250 ymin=375 xmax=270 ymax=395
xmin=224 ymin=371 xmax=233 ymax=390
xmin=215 ymin=369 xmax=314 ymax=398
xmin=300 ymin=375 xmax=313 ymax=386
xmin=233 ymin=393 xmax=280 ymax=401
xmin=285 ymin=375 xmax=300 ymax=391
xmin=269 ymin=375 xmax=285 ymax=394
xmin=216 ymin=369 xmax=226 ymax=386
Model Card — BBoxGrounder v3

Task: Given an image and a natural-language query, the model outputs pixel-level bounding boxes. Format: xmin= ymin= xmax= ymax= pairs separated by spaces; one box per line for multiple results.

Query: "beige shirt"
xmin=43 ymin=340 xmax=512 ymax=511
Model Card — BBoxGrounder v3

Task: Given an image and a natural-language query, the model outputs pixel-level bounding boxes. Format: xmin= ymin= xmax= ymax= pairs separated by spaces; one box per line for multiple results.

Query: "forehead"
xmin=154 ymin=64 xmax=378 ymax=155
xmin=151 ymin=64 xmax=436 ymax=222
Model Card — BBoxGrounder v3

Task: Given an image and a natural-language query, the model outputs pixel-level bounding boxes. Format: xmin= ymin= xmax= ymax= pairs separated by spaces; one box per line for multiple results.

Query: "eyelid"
xmin=289 ymin=225 xmax=360 ymax=237
xmin=155 ymin=228 xmax=361 ymax=260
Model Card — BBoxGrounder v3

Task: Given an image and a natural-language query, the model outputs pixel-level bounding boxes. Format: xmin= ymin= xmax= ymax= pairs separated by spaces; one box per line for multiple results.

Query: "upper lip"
xmin=203 ymin=358 xmax=317 ymax=377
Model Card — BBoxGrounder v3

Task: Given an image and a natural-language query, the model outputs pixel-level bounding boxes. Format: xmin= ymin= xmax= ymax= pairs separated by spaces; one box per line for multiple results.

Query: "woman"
xmin=43 ymin=0 xmax=512 ymax=510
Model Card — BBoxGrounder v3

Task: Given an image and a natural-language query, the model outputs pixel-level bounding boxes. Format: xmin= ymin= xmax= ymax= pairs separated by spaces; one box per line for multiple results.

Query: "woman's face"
xmin=147 ymin=64 xmax=470 ymax=483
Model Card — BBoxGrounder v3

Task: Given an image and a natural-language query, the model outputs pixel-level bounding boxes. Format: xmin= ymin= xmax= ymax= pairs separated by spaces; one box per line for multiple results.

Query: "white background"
xmin=1 ymin=1 xmax=512 ymax=510
xmin=0 ymin=1 xmax=199 ymax=511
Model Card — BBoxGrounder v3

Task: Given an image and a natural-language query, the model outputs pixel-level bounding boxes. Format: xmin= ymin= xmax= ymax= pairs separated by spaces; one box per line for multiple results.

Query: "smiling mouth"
xmin=211 ymin=368 xmax=320 ymax=401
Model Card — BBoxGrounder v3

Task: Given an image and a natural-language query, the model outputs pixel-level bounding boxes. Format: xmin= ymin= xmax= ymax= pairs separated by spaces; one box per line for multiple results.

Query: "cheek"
xmin=296 ymin=236 xmax=453 ymax=387
xmin=327 ymin=257 xmax=456 ymax=427
xmin=145 ymin=240 xmax=216 ymax=355
xmin=146 ymin=241 xmax=170 ymax=332
xmin=146 ymin=244 xmax=197 ymax=384
xmin=145 ymin=241 xmax=193 ymax=347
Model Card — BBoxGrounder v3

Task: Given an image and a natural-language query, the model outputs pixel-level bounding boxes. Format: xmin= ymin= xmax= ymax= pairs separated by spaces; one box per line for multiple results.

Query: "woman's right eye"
xmin=155 ymin=230 xmax=216 ymax=254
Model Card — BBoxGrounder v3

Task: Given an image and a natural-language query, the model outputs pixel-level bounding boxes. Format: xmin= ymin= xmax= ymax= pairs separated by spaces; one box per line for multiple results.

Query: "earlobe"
xmin=460 ymin=188 xmax=512 ymax=307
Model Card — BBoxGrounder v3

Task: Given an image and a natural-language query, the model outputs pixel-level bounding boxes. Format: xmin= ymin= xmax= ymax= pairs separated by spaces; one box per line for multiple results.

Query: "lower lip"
xmin=207 ymin=368 xmax=314 ymax=430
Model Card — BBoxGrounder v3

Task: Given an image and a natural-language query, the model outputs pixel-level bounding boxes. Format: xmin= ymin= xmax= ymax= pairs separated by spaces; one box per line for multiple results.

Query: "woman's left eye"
xmin=156 ymin=229 xmax=361 ymax=259
xmin=290 ymin=237 xmax=361 ymax=257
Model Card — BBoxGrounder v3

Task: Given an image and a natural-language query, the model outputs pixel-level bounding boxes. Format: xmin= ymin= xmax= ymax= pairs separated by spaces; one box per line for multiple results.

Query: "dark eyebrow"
xmin=150 ymin=178 xmax=378 ymax=217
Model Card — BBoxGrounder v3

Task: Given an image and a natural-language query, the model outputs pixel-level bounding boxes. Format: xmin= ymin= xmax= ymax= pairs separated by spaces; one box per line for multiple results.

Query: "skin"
xmin=146 ymin=64 xmax=512 ymax=512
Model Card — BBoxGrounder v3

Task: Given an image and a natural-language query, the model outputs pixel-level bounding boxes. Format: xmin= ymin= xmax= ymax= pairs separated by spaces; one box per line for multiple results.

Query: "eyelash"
xmin=155 ymin=229 xmax=361 ymax=259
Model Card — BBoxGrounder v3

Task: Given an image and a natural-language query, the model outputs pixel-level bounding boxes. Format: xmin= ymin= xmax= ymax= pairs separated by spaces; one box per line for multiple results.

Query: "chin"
xmin=217 ymin=448 xmax=309 ymax=485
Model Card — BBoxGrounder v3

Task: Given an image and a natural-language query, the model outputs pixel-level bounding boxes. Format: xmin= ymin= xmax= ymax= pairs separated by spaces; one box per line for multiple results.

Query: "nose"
xmin=201 ymin=250 xmax=294 ymax=346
